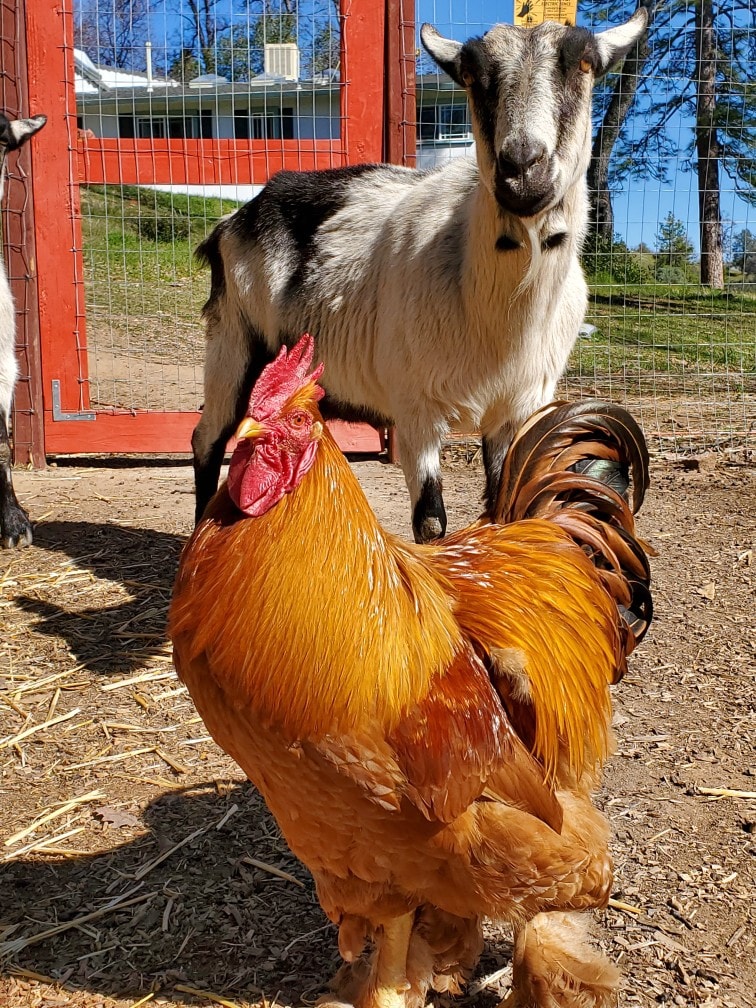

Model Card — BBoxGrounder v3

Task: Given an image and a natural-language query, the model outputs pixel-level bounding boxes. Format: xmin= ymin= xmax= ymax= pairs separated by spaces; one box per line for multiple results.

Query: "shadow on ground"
xmin=13 ymin=520 xmax=184 ymax=676
xmin=1 ymin=783 xmax=339 ymax=1005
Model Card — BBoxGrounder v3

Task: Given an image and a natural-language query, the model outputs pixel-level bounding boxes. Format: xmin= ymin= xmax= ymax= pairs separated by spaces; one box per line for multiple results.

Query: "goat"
xmin=0 ymin=113 xmax=47 ymax=548
xmin=192 ymin=9 xmax=647 ymax=542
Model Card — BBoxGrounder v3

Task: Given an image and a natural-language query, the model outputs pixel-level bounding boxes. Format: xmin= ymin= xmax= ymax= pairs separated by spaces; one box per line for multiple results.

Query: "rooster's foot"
xmin=321 ymin=914 xmax=433 ymax=1008
xmin=503 ymin=912 xmax=619 ymax=1008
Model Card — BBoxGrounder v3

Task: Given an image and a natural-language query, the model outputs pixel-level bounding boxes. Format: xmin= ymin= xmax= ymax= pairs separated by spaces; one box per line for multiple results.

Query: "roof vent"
xmin=189 ymin=73 xmax=228 ymax=89
xmin=264 ymin=43 xmax=300 ymax=81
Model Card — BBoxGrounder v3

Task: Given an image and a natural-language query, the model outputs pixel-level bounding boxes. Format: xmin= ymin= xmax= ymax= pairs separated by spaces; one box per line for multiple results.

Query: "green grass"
xmin=80 ymin=185 xmax=240 ymax=361
xmin=81 ymin=183 xmax=238 ymax=281
xmin=571 ymin=281 xmax=756 ymax=386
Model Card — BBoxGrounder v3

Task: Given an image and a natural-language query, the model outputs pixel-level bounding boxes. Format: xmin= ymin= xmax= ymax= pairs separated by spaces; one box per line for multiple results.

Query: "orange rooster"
xmin=169 ymin=335 xmax=652 ymax=1008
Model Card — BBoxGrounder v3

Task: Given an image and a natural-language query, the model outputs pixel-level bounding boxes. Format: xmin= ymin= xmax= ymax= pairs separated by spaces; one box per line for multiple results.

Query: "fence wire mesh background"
xmin=73 ymin=0 xmax=343 ymax=415
xmin=71 ymin=0 xmax=754 ymax=450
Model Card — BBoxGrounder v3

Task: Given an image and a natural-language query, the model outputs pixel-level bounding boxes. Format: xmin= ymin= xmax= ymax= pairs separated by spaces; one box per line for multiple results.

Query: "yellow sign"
xmin=513 ymin=0 xmax=578 ymax=27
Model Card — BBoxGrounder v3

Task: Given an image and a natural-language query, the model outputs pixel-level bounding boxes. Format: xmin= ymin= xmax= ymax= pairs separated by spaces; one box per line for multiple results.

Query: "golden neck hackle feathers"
xmin=437 ymin=522 xmax=619 ymax=781
xmin=171 ymin=423 xmax=461 ymax=739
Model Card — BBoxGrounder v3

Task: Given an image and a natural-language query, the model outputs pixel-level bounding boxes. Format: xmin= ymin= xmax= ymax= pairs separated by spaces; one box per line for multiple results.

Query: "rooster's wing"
xmin=311 ymin=641 xmax=563 ymax=832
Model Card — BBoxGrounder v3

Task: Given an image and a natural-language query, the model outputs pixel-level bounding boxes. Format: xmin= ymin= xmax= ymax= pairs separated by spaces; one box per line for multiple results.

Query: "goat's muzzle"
xmin=494 ymin=142 xmax=555 ymax=218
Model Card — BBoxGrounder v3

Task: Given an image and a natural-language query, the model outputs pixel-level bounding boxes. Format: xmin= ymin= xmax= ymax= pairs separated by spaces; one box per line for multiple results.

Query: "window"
xmin=138 ymin=118 xmax=165 ymax=139
xmin=118 ymin=116 xmax=136 ymax=138
xmin=234 ymin=108 xmax=294 ymax=140
xmin=418 ymin=103 xmax=471 ymax=142
xmin=119 ymin=116 xmax=211 ymax=140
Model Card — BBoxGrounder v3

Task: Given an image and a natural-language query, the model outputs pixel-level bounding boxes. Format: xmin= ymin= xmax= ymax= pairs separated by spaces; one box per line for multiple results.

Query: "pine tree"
xmin=655 ymin=212 xmax=694 ymax=273
xmin=580 ymin=0 xmax=756 ymax=288
xmin=731 ymin=229 xmax=756 ymax=279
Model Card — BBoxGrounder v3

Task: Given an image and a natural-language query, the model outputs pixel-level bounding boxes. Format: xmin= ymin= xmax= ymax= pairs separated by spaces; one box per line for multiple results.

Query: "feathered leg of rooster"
xmin=324 ymin=913 xmax=433 ymax=1008
xmin=370 ymin=915 xmax=420 ymax=1008
xmin=504 ymin=911 xmax=619 ymax=1008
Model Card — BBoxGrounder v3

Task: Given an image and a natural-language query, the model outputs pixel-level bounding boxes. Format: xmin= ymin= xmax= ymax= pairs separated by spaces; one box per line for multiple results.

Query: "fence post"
xmin=24 ymin=0 xmax=91 ymax=429
xmin=385 ymin=0 xmax=416 ymax=167
xmin=340 ymin=0 xmax=385 ymax=164
xmin=0 ymin=0 xmax=45 ymax=467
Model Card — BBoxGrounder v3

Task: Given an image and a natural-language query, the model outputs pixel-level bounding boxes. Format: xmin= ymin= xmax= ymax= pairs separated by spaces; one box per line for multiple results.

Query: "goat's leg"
xmin=396 ymin=429 xmax=446 ymax=543
xmin=0 ymin=411 xmax=31 ymax=548
xmin=481 ymin=419 xmax=519 ymax=516
xmin=192 ymin=327 xmax=274 ymax=524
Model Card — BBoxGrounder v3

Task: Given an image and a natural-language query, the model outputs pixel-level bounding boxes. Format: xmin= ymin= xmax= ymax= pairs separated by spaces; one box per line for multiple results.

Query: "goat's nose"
xmin=496 ymin=140 xmax=547 ymax=177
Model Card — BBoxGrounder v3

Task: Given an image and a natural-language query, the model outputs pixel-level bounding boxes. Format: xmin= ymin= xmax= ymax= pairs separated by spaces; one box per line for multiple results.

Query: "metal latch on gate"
xmin=51 ymin=381 xmax=96 ymax=421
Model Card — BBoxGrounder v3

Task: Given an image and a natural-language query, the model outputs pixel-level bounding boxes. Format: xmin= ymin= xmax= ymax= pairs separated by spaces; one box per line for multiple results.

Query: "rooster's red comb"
xmin=249 ymin=334 xmax=325 ymax=420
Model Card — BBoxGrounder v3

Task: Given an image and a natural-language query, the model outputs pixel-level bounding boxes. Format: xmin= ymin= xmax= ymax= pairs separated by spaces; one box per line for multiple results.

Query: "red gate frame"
xmin=19 ymin=0 xmax=406 ymax=460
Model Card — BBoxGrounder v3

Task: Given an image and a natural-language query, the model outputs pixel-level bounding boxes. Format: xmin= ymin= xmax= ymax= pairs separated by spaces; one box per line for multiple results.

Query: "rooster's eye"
xmin=289 ymin=412 xmax=308 ymax=429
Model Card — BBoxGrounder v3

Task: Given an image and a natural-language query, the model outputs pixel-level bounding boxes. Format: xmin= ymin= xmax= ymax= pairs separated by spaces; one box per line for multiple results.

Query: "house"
xmin=74 ymin=44 xmax=474 ymax=200
xmin=75 ymin=45 xmax=339 ymax=141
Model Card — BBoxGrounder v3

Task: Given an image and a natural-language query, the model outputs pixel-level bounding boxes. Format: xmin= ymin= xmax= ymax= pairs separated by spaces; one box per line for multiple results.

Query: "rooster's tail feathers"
xmin=492 ymin=400 xmax=653 ymax=664
xmin=494 ymin=400 xmax=650 ymax=521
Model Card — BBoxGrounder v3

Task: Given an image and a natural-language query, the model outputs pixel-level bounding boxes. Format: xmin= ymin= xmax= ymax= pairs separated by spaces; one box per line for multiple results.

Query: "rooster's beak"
xmin=235 ymin=417 xmax=266 ymax=441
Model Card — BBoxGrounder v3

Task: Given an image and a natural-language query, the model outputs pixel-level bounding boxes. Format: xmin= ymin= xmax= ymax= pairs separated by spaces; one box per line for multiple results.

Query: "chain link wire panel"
xmin=73 ymin=0 xmax=343 ymax=416
xmin=416 ymin=0 xmax=754 ymax=453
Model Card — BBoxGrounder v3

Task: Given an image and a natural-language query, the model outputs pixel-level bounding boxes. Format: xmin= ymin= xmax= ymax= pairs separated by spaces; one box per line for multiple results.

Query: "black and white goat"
xmin=193 ymin=9 xmax=647 ymax=542
xmin=0 ymin=113 xmax=46 ymax=548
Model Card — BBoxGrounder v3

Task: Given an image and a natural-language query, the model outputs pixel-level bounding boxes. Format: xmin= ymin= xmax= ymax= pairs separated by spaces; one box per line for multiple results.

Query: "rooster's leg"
xmin=368 ymin=914 xmax=416 ymax=1008
xmin=322 ymin=913 xmax=430 ymax=1008
xmin=502 ymin=911 xmax=619 ymax=1008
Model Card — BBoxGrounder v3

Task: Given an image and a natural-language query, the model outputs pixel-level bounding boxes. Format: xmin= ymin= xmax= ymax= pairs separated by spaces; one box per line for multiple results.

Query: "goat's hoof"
xmin=413 ymin=516 xmax=445 ymax=543
xmin=1 ymin=528 xmax=33 ymax=548
xmin=412 ymin=479 xmax=447 ymax=543
xmin=1 ymin=509 xmax=33 ymax=549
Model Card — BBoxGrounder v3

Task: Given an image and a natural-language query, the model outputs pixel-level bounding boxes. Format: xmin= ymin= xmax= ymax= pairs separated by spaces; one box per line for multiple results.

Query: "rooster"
xmin=169 ymin=335 xmax=652 ymax=1008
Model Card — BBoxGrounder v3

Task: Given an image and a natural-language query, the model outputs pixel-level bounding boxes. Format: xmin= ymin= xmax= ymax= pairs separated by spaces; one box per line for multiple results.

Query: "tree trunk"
xmin=587 ymin=2 xmax=651 ymax=245
xmin=695 ymin=0 xmax=724 ymax=288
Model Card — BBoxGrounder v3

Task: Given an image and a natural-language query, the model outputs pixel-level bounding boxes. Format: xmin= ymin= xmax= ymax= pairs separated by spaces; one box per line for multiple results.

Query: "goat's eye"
xmin=289 ymin=412 xmax=308 ymax=429
xmin=461 ymin=70 xmax=475 ymax=87
xmin=579 ymin=58 xmax=592 ymax=74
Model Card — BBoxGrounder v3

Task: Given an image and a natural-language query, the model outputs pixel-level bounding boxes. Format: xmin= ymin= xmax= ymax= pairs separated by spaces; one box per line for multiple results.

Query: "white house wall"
xmin=78 ymin=89 xmax=341 ymax=141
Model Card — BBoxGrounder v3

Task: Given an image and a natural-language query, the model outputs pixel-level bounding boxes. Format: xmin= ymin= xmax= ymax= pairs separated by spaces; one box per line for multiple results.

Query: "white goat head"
xmin=0 ymin=114 xmax=47 ymax=202
xmin=421 ymin=8 xmax=648 ymax=219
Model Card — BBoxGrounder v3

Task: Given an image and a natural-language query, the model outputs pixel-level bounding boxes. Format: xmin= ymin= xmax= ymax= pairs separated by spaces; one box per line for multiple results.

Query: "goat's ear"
xmin=8 ymin=114 xmax=47 ymax=150
xmin=593 ymin=6 xmax=649 ymax=78
xmin=420 ymin=24 xmax=464 ymax=84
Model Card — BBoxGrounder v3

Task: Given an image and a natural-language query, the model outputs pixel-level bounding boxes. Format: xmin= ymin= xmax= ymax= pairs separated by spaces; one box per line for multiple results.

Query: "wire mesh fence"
xmin=73 ymin=0 xmax=345 ymax=417
xmin=62 ymin=0 xmax=756 ymax=451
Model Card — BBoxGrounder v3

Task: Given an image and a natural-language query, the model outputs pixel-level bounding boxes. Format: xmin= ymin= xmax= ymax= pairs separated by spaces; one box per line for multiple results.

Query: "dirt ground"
xmin=1 ymin=445 xmax=754 ymax=1008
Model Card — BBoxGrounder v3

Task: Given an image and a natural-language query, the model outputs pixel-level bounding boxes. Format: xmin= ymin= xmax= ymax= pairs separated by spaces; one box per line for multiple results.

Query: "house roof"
xmin=73 ymin=52 xmax=464 ymax=111
xmin=76 ymin=77 xmax=342 ymax=112
xmin=74 ymin=49 xmax=179 ymax=95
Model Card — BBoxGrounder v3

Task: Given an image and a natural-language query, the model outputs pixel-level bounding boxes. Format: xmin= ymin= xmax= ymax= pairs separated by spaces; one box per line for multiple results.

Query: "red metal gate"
xmin=5 ymin=0 xmax=414 ymax=463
